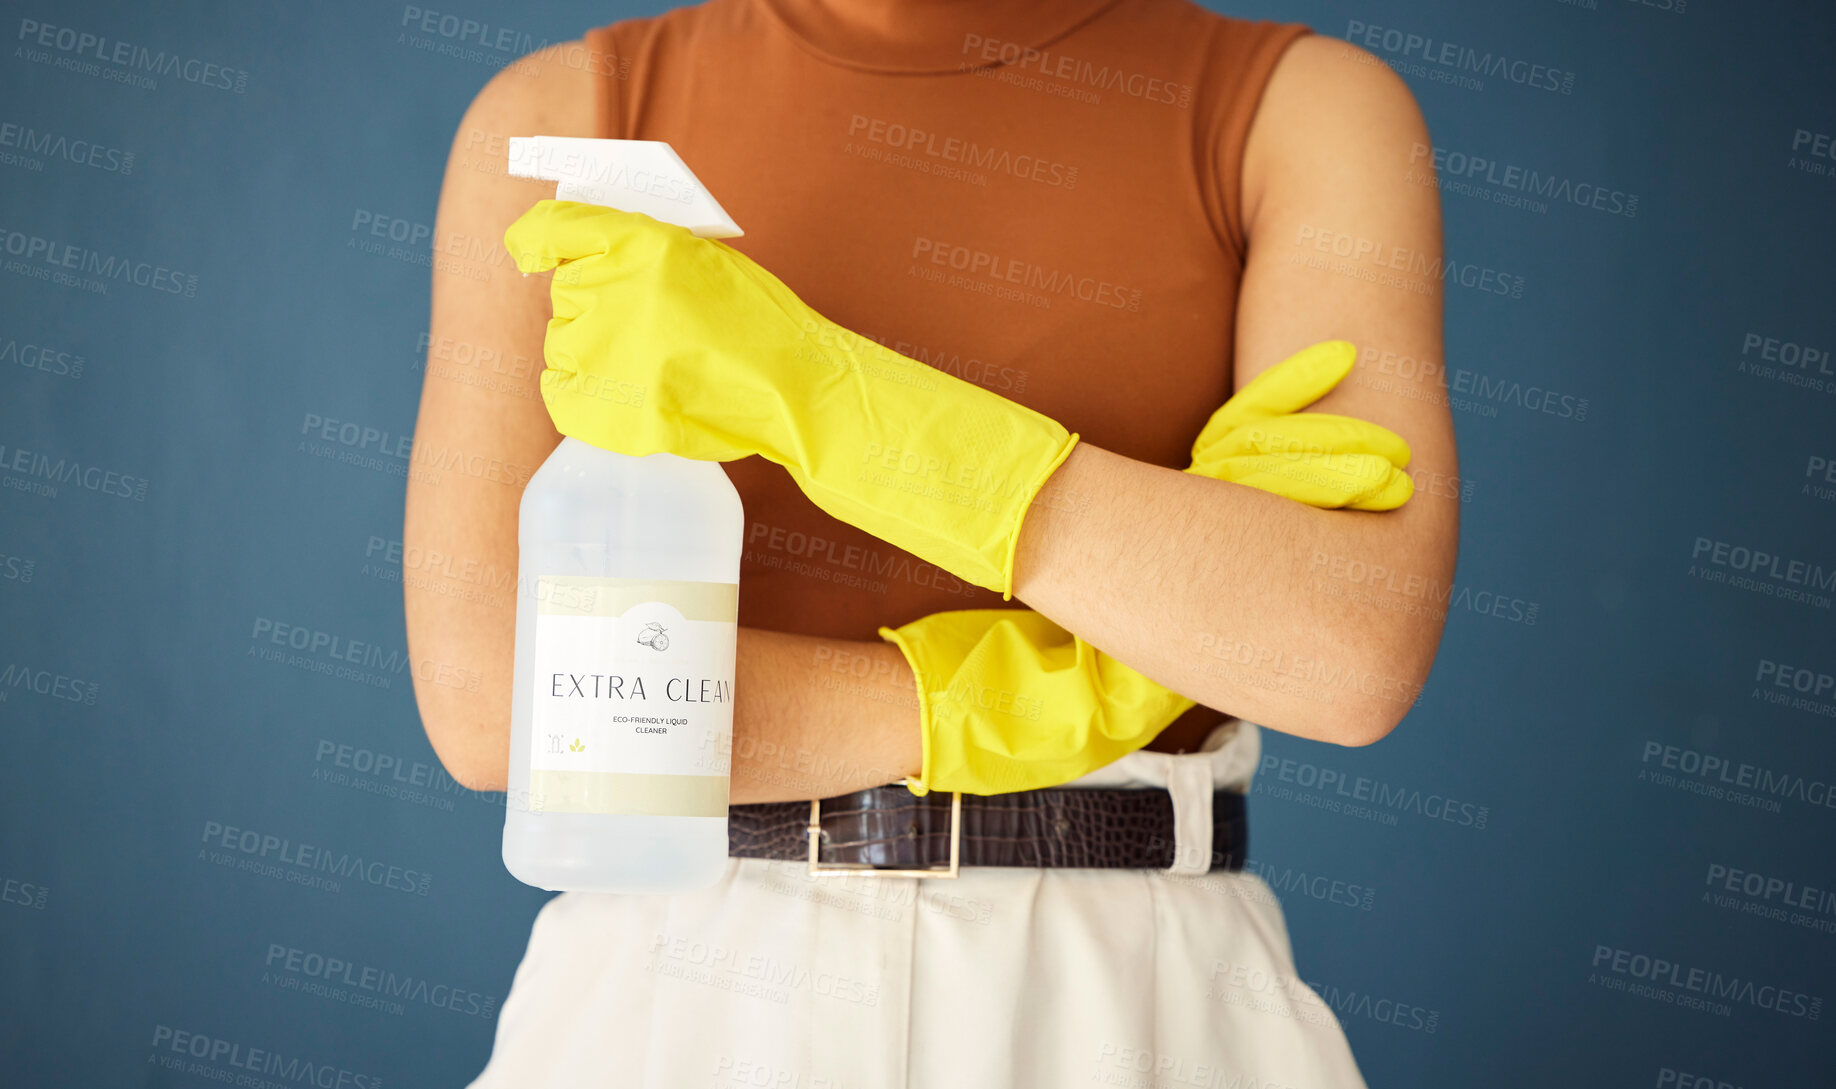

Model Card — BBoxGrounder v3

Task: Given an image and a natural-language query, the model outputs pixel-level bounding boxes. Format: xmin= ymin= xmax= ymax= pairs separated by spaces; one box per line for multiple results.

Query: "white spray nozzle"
xmin=507 ymin=136 xmax=743 ymax=239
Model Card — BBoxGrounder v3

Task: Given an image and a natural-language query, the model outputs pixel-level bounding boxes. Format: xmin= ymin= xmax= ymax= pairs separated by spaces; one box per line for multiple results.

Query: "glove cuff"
xmin=1001 ymin=431 xmax=1081 ymax=601
xmin=877 ymin=623 xmax=936 ymax=797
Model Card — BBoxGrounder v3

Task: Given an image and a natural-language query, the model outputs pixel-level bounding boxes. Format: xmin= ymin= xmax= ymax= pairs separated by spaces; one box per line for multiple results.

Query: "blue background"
xmin=3 ymin=0 xmax=1833 ymax=1085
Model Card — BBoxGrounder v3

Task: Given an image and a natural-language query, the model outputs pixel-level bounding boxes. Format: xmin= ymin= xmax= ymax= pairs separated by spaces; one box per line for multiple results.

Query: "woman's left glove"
xmin=883 ymin=340 xmax=1415 ymax=796
xmin=504 ymin=199 xmax=1080 ymax=600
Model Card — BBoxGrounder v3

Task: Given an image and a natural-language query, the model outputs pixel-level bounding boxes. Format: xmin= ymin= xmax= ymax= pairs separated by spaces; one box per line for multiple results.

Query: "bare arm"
xmin=403 ymin=46 xmax=919 ymax=799
xmin=728 ymin=631 xmax=919 ymax=803
xmin=1011 ymin=38 xmax=1458 ymax=747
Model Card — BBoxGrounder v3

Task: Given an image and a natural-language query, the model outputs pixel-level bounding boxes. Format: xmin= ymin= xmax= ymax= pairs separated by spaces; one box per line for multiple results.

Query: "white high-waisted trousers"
xmin=468 ymin=719 xmax=1368 ymax=1089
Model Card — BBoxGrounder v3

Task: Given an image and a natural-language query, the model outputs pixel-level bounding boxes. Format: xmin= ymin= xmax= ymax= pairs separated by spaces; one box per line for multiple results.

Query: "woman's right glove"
xmin=880 ymin=340 xmax=1412 ymax=796
xmin=505 ymin=200 xmax=1079 ymax=600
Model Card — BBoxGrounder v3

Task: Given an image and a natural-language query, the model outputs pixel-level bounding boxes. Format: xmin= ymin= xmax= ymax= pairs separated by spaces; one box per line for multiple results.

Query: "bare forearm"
xmin=1008 ymin=37 xmax=1461 ymax=746
xmin=1011 ymin=443 xmax=1453 ymax=745
xmin=408 ymin=583 xmax=918 ymax=800
xmin=410 ymin=48 xmax=923 ymax=800
xmin=729 ymin=629 xmax=919 ymax=804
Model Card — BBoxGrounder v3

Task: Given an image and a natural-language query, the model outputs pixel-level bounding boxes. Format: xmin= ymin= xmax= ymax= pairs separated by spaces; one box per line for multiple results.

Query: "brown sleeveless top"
xmin=583 ymin=0 xmax=1308 ymax=747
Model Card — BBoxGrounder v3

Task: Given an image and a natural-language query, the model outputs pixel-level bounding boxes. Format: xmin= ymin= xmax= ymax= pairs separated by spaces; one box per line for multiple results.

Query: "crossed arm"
xmin=404 ymin=36 xmax=1456 ymax=802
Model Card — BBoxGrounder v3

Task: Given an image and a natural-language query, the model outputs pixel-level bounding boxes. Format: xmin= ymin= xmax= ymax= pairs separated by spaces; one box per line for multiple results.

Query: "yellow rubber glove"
xmin=504 ymin=200 xmax=1079 ymax=599
xmin=881 ymin=340 xmax=1412 ymax=796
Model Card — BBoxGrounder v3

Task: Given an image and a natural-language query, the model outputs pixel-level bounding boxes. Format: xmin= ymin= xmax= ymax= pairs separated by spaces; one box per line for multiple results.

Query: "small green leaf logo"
xmin=568 ymin=738 xmax=585 ymax=753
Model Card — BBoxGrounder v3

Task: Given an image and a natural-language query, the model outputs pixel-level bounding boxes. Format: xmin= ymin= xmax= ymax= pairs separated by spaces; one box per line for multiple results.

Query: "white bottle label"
xmin=527 ymin=576 xmax=737 ymax=817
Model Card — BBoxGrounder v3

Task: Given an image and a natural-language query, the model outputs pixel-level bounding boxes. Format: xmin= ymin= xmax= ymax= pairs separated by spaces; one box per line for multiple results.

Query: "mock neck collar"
xmin=751 ymin=0 xmax=1129 ymax=75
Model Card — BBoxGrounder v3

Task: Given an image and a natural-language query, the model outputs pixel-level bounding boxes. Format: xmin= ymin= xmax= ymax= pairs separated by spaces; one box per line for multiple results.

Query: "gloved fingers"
xmin=1345 ymin=464 xmax=1415 ymax=511
xmin=1193 ymin=412 xmax=1412 ymax=470
xmin=1191 ymin=452 xmax=1410 ymax=509
xmin=1192 ymin=340 xmax=1356 ymax=447
xmin=502 ymin=198 xmax=685 ymax=275
xmin=540 ymin=313 xmax=587 ymax=381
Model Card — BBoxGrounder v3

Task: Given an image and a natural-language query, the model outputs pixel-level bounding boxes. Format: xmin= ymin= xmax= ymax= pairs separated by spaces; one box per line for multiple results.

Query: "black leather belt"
xmin=729 ymin=784 xmax=1246 ymax=876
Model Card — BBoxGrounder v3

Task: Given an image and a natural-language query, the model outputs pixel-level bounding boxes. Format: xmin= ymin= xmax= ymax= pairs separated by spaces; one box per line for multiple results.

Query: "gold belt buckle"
xmin=807 ymin=790 xmax=961 ymax=879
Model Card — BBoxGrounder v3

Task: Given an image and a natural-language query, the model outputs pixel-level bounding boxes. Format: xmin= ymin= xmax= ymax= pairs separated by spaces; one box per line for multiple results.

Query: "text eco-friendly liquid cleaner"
xmin=502 ymin=138 xmax=745 ymax=893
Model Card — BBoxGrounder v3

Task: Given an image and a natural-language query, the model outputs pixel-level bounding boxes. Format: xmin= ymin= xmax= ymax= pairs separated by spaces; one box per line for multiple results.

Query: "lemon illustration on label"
xmin=637 ymin=622 xmax=669 ymax=651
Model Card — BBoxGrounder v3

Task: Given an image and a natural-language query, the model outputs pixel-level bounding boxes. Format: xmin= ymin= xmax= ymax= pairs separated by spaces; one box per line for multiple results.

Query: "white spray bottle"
xmin=502 ymin=137 xmax=744 ymax=893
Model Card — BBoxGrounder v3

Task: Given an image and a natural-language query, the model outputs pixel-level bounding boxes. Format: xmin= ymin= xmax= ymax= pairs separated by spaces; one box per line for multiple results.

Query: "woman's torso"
xmin=585 ymin=0 xmax=1309 ymax=752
